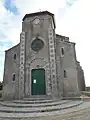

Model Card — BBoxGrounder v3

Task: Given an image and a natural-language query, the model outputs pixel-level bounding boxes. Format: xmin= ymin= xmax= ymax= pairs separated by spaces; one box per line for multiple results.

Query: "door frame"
xmin=31 ymin=68 xmax=46 ymax=95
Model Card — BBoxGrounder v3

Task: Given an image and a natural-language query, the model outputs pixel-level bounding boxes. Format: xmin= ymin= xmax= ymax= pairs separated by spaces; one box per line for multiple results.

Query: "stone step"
xmin=0 ymin=101 xmax=83 ymax=113
xmin=23 ymin=95 xmax=52 ymax=101
xmin=63 ymin=97 xmax=81 ymax=100
xmin=81 ymin=97 xmax=90 ymax=101
xmin=81 ymin=91 xmax=90 ymax=96
xmin=13 ymin=99 xmax=57 ymax=104
xmin=0 ymin=100 xmax=70 ymax=108
xmin=0 ymin=101 xmax=84 ymax=118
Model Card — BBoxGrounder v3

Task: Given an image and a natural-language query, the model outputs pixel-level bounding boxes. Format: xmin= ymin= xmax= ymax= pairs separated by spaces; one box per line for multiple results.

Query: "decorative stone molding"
xmin=30 ymin=36 xmax=46 ymax=52
xmin=25 ymin=57 xmax=51 ymax=96
xmin=27 ymin=48 xmax=36 ymax=61
xmin=48 ymin=25 xmax=58 ymax=98
xmin=19 ymin=32 xmax=25 ymax=99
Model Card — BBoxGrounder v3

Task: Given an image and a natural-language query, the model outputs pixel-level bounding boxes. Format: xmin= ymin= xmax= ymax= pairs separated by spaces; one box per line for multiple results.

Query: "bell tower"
xmin=19 ymin=11 xmax=59 ymax=99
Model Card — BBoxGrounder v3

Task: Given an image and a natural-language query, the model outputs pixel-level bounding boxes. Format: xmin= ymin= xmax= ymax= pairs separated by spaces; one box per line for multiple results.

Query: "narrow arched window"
xmin=61 ymin=48 xmax=64 ymax=55
xmin=64 ymin=70 xmax=66 ymax=78
xmin=12 ymin=74 xmax=15 ymax=81
xmin=14 ymin=53 xmax=16 ymax=60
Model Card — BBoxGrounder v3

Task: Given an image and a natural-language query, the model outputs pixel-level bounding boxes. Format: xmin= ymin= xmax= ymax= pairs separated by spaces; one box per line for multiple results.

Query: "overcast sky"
xmin=0 ymin=0 xmax=90 ymax=86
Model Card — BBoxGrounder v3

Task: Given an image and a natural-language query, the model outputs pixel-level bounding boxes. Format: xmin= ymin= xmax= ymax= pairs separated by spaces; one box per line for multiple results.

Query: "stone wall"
xmin=23 ymin=14 xmax=53 ymax=97
xmin=3 ymin=44 xmax=20 ymax=100
xmin=77 ymin=61 xmax=85 ymax=91
xmin=56 ymin=35 xmax=80 ymax=97
xmin=23 ymin=14 xmax=59 ymax=99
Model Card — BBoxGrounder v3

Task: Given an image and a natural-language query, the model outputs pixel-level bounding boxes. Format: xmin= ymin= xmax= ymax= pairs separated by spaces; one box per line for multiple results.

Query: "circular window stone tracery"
xmin=31 ymin=38 xmax=44 ymax=52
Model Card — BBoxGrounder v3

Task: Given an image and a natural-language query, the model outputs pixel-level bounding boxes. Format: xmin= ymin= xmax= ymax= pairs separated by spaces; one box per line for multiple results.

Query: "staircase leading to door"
xmin=0 ymin=96 xmax=83 ymax=118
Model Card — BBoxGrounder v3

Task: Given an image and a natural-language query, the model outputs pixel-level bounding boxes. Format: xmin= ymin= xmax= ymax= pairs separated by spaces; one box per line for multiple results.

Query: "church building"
xmin=2 ymin=11 xmax=85 ymax=100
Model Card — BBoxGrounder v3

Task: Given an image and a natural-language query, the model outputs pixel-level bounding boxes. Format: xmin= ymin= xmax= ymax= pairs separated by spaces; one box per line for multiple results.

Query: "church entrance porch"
xmin=31 ymin=68 xmax=46 ymax=95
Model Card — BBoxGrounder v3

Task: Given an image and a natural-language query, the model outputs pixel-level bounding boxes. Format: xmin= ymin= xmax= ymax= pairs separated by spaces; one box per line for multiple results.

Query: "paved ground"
xmin=15 ymin=107 xmax=90 ymax=120
xmin=0 ymin=101 xmax=90 ymax=120
xmin=43 ymin=107 xmax=90 ymax=120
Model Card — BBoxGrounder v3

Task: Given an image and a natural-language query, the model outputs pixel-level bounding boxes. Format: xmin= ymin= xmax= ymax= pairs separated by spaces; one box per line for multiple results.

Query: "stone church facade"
xmin=2 ymin=11 xmax=85 ymax=100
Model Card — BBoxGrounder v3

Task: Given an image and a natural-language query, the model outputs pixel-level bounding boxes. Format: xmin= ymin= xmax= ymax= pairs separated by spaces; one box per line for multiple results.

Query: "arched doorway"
xmin=31 ymin=68 xmax=46 ymax=95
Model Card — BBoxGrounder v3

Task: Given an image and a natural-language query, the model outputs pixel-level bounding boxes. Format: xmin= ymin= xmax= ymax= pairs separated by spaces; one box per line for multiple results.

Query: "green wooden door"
xmin=31 ymin=69 xmax=46 ymax=95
